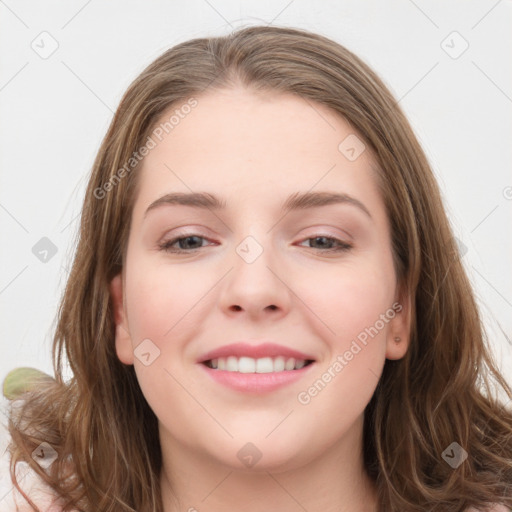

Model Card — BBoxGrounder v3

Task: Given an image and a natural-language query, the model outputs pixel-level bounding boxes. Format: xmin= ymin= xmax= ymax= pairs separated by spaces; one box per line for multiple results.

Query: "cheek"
xmin=300 ymin=256 xmax=396 ymax=344
xmin=294 ymin=263 xmax=394 ymax=417
xmin=123 ymin=260 xmax=209 ymax=421
xmin=124 ymin=259 xmax=207 ymax=344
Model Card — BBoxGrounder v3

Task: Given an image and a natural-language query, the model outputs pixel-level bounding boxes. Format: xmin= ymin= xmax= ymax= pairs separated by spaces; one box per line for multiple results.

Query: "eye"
xmin=158 ymin=235 xmax=212 ymax=253
xmin=297 ymin=235 xmax=353 ymax=252
xmin=157 ymin=234 xmax=353 ymax=254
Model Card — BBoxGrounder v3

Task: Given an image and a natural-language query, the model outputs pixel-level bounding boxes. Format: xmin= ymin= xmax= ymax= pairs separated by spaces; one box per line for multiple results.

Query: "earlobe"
xmin=109 ymin=273 xmax=134 ymax=365
xmin=385 ymin=287 xmax=412 ymax=361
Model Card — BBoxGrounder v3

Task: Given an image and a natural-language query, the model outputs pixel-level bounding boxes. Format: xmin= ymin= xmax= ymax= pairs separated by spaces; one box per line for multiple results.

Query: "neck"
xmin=160 ymin=414 xmax=379 ymax=512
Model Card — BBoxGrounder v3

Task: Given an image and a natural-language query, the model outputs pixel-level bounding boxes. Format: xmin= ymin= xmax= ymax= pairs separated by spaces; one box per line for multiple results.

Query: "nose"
xmin=218 ymin=237 xmax=291 ymax=322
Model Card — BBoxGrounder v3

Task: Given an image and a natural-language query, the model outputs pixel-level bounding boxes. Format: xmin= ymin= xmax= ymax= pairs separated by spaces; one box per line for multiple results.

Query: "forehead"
xmin=132 ymin=87 xmax=383 ymax=216
xmin=147 ymin=87 xmax=358 ymax=160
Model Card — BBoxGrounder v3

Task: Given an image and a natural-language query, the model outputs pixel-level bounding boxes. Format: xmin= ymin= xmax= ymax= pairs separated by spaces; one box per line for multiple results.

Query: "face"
xmin=110 ymin=87 xmax=410 ymax=472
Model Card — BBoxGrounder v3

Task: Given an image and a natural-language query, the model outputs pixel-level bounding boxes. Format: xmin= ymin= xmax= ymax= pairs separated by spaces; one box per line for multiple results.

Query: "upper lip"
xmin=197 ymin=342 xmax=316 ymax=363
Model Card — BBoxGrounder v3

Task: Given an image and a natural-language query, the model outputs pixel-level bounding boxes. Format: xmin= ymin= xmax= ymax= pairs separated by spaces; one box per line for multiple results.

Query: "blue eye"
xmin=298 ymin=236 xmax=353 ymax=252
xmin=158 ymin=235 xmax=210 ymax=253
xmin=158 ymin=234 xmax=352 ymax=254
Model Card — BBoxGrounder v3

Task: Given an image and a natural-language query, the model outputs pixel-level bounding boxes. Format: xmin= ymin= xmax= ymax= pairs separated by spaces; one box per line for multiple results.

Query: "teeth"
xmin=273 ymin=357 xmax=285 ymax=372
xmin=294 ymin=360 xmax=306 ymax=369
xmin=208 ymin=356 xmax=310 ymax=373
xmin=256 ymin=357 xmax=273 ymax=373
xmin=226 ymin=356 xmax=239 ymax=372
xmin=284 ymin=358 xmax=295 ymax=371
xmin=238 ymin=357 xmax=255 ymax=373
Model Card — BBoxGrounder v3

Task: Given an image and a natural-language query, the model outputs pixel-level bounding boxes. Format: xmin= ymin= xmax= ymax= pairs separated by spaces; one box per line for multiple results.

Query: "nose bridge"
xmin=229 ymin=209 xmax=274 ymax=267
xmin=219 ymin=229 xmax=290 ymax=318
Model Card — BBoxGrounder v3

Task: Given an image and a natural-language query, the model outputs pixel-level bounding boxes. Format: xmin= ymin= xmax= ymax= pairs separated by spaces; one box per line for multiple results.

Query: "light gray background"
xmin=1 ymin=1 xmax=511 ymax=481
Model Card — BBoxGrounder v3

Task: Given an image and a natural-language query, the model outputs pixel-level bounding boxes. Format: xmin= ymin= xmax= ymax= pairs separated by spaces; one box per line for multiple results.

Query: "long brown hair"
xmin=6 ymin=25 xmax=512 ymax=512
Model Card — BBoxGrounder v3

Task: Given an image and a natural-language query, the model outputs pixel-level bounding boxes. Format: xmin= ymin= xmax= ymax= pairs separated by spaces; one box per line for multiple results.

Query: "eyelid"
xmin=155 ymin=218 xmax=357 ymax=250
xmin=296 ymin=225 xmax=354 ymax=242
xmin=158 ymin=226 xmax=212 ymax=242
xmin=158 ymin=226 xmax=351 ymax=243
xmin=158 ymin=230 xmax=214 ymax=245
xmin=158 ymin=232 xmax=354 ymax=255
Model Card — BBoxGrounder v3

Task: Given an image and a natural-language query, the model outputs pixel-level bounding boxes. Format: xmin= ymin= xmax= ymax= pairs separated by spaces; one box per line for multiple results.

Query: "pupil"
xmin=181 ymin=236 xmax=201 ymax=249
xmin=314 ymin=236 xmax=330 ymax=248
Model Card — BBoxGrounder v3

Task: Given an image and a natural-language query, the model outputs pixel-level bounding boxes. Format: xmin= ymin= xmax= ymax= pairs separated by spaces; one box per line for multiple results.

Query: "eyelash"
xmin=158 ymin=234 xmax=353 ymax=254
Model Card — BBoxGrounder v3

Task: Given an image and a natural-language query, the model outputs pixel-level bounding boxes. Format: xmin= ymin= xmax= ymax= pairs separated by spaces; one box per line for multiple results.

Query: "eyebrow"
xmin=144 ymin=191 xmax=372 ymax=219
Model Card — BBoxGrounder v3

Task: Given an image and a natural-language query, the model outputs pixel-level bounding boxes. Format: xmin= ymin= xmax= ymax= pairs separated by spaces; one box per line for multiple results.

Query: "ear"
xmin=385 ymin=283 xmax=412 ymax=360
xmin=109 ymin=273 xmax=134 ymax=365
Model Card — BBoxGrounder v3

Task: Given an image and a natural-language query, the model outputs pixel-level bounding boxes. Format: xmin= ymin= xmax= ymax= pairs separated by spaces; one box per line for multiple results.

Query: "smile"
xmin=204 ymin=356 xmax=314 ymax=373
xmin=199 ymin=358 xmax=316 ymax=393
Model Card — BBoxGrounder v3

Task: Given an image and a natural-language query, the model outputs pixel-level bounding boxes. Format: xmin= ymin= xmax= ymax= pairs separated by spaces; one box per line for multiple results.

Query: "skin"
xmin=110 ymin=87 xmax=411 ymax=512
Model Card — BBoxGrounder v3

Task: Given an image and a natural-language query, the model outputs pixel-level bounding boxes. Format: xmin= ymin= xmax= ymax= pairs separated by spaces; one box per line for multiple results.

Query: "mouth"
xmin=197 ymin=342 xmax=317 ymax=392
xmin=202 ymin=356 xmax=315 ymax=373
xmin=199 ymin=356 xmax=316 ymax=393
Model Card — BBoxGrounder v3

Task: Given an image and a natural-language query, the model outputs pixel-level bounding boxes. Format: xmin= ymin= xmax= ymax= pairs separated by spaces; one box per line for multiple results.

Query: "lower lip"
xmin=198 ymin=362 xmax=315 ymax=393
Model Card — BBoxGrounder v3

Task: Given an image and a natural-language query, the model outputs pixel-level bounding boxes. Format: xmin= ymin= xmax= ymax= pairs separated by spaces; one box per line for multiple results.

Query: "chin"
xmin=205 ymin=435 xmax=317 ymax=473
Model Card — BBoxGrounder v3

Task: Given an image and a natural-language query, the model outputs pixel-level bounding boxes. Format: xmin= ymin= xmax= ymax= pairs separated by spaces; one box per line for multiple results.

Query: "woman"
xmin=3 ymin=25 xmax=511 ymax=512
